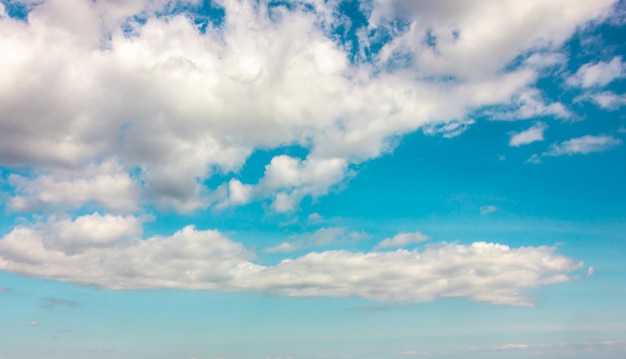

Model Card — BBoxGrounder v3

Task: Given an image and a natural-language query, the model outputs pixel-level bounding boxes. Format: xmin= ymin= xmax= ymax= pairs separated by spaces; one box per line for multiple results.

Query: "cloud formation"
xmin=509 ymin=122 xmax=548 ymax=147
xmin=0 ymin=0 xmax=617 ymax=212
xmin=0 ymin=216 xmax=585 ymax=306
xmin=567 ymin=56 xmax=625 ymax=88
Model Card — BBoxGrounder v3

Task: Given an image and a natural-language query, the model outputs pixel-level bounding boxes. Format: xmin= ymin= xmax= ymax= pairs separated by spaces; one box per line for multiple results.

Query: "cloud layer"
xmin=0 ymin=214 xmax=584 ymax=306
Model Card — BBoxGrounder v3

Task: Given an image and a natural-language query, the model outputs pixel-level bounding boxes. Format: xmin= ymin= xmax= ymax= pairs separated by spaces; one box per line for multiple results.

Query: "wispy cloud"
xmin=544 ymin=135 xmax=622 ymax=156
xmin=375 ymin=232 xmax=430 ymax=249
xmin=509 ymin=122 xmax=547 ymax=147
xmin=528 ymin=134 xmax=622 ymax=162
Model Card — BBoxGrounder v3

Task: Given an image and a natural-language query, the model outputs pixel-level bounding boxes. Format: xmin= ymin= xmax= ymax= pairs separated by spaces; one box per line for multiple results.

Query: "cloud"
xmin=495 ymin=344 xmax=529 ymax=350
xmin=423 ymin=118 xmax=475 ymax=138
xmin=42 ymin=298 xmax=79 ymax=309
xmin=0 ymin=287 xmax=11 ymax=293
xmin=7 ymin=160 xmax=140 ymax=213
xmin=544 ymin=135 xmax=622 ymax=156
xmin=528 ymin=135 xmax=622 ymax=162
xmin=509 ymin=122 xmax=548 ymax=147
xmin=567 ymin=56 xmax=625 ymax=88
xmin=0 ymin=221 xmax=584 ymax=306
xmin=0 ymin=0 xmax=617 ymax=212
xmin=587 ymin=91 xmax=626 ymax=110
xmin=480 ymin=205 xmax=498 ymax=215
xmin=28 ymin=321 xmax=39 ymax=327
xmin=375 ymin=232 xmax=430 ymax=249
xmin=265 ymin=227 xmax=358 ymax=253
xmin=41 ymin=212 xmax=142 ymax=254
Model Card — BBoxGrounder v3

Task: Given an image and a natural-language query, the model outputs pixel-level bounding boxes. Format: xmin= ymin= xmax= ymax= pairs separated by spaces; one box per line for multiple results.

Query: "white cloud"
xmin=370 ymin=0 xmax=615 ymax=79
xmin=509 ymin=122 xmax=548 ymax=147
xmin=544 ymin=135 xmax=622 ymax=156
xmin=589 ymin=91 xmax=626 ymax=109
xmin=8 ymin=159 xmax=139 ymax=213
xmin=375 ymin=232 xmax=430 ymax=249
xmin=528 ymin=135 xmax=622 ymax=163
xmin=43 ymin=213 xmax=142 ymax=254
xmin=423 ymin=119 xmax=475 ymax=138
xmin=0 ymin=222 xmax=585 ymax=306
xmin=495 ymin=344 xmax=529 ymax=350
xmin=28 ymin=321 xmax=39 ymax=327
xmin=0 ymin=0 xmax=616 ymax=212
xmin=567 ymin=56 xmax=625 ymax=88
xmin=215 ymin=179 xmax=254 ymax=209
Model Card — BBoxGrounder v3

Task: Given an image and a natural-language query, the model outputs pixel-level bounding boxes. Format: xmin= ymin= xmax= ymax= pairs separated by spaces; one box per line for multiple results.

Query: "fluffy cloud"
xmin=0 ymin=220 xmax=584 ymax=306
xmin=375 ymin=231 xmax=430 ymax=249
xmin=509 ymin=122 xmax=548 ymax=147
xmin=0 ymin=0 xmax=617 ymax=212
xmin=8 ymin=160 xmax=140 ymax=213
xmin=567 ymin=56 xmax=625 ymax=88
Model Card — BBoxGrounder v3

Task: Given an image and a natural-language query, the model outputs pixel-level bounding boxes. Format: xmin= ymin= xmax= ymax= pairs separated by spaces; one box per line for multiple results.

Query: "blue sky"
xmin=0 ymin=0 xmax=625 ymax=358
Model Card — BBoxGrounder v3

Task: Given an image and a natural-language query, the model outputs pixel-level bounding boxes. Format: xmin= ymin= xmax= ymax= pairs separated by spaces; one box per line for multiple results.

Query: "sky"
xmin=0 ymin=0 xmax=625 ymax=358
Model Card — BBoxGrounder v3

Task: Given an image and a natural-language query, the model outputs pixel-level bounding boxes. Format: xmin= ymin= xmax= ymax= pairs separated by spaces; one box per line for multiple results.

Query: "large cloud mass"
xmin=0 ymin=0 xmax=616 ymax=305
xmin=0 ymin=215 xmax=584 ymax=306
xmin=0 ymin=0 xmax=618 ymax=211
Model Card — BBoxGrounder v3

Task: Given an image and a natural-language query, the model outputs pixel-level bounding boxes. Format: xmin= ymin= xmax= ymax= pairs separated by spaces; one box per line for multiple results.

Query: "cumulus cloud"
xmin=509 ymin=122 xmax=548 ymax=147
xmin=567 ymin=56 xmax=625 ymax=88
xmin=0 ymin=222 xmax=584 ymax=306
xmin=0 ymin=0 xmax=617 ymax=212
xmin=8 ymin=159 xmax=140 ymax=213
xmin=375 ymin=232 xmax=430 ymax=249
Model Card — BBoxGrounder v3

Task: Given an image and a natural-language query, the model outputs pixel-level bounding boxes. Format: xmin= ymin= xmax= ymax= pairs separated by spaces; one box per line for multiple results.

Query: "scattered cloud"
xmin=28 ymin=321 xmax=39 ymax=327
xmin=375 ymin=232 xmax=430 ymax=249
xmin=0 ymin=221 xmax=585 ymax=306
xmin=567 ymin=56 xmax=625 ymax=88
xmin=0 ymin=287 xmax=11 ymax=293
xmin=509 ymin=122 xmax=548 ymax=147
